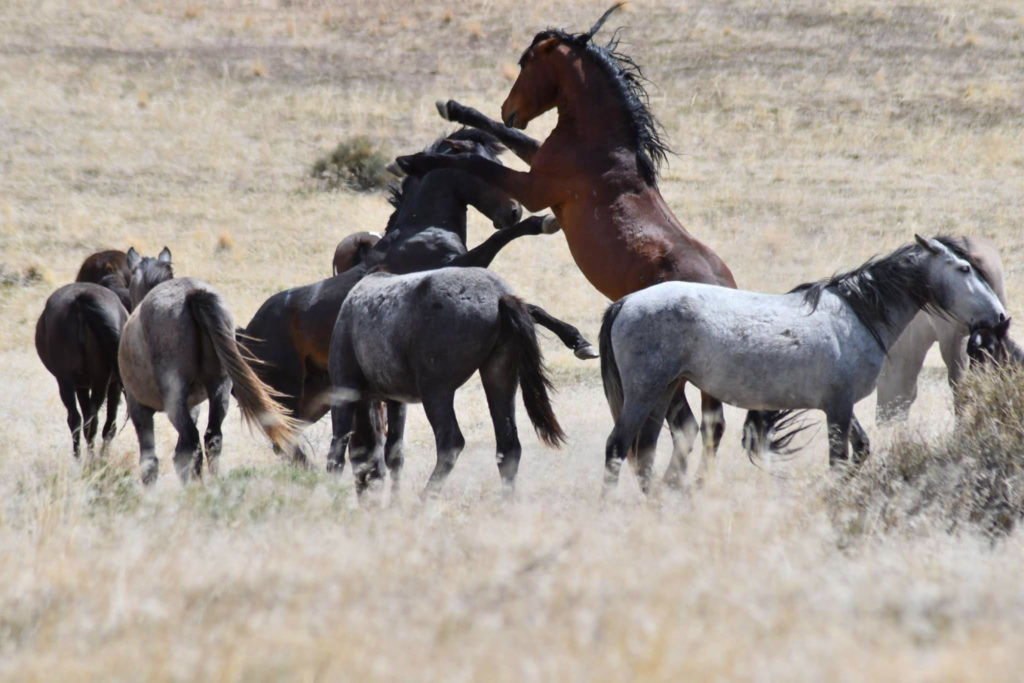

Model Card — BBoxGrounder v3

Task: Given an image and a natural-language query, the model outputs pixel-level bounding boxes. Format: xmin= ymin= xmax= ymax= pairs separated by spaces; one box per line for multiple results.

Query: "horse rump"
xmin=74 ymin=291 xmax=124 ymax=379
xmin=186 ymin=289 xmax=298 ymax=450
xmin=497 ymin=295 xmax=565 ymax=447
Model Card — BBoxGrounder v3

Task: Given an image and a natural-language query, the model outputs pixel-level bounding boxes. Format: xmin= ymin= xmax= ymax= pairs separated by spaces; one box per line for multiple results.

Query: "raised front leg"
xmin=447 ymin=215 xmax=555 ymax=269
xmin=526 ymin=303 xmax=597 ymax=360
xmin=395 ymin=153 xmax=563 ymax=213
xmin=437 ymin=99 xmax=541 ymax=164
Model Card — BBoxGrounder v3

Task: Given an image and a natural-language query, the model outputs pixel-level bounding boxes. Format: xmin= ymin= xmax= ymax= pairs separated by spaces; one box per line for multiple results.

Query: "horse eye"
xmin=958 ymin=264 xmax=970 ymax=274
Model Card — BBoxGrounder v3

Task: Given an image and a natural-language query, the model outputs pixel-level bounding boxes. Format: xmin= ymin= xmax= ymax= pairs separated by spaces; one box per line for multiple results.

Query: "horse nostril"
xmin=999 ymin=312 xmax=1007 ymax=322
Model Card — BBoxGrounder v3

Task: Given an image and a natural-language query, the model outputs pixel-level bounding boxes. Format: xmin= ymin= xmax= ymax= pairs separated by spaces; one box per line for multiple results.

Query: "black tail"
xmin=75 ymin=293 xmax=123 ymax=381
xmin=742 ymin=409 xmax=815 ymax=464
xmin=599 ymin=299 xmax=626 ymax=422
xmin=497 ymin=295 xmax=565 ymax=447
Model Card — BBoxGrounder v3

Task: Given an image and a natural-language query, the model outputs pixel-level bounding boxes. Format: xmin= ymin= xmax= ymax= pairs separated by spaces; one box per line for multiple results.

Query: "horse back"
xmin=76 ymin=249 xmax=130 ymax=287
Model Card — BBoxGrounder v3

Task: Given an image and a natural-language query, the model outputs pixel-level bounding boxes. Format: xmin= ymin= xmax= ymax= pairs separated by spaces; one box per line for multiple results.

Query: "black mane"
xmin=385 ymin=128 xmax=506 ymax=231
xmin=521 ymin=11 xmax=670 ymax=186
xmin=790 ymin=237 xmax=969 ymax=349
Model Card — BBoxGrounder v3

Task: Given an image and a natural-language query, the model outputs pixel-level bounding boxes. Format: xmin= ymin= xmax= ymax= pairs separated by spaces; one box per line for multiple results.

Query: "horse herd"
xmin=35 ymin=5 xmax=1021 ymax=500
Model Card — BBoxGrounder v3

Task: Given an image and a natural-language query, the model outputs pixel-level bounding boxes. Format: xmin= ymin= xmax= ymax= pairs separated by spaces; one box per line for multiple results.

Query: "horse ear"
xmin=157 ymin=246 xmax=172 ymax=264
xmin=914 ymin=234 xmax=943 ymax=254
xmin=126 ymin=247 xmax=141 ymax=271
xmin=535 ymin=36 xmax=560 ymax=53
xmin=995 ymin=316 xmax=1011 ymax=337
xmin=443 ymin=138 xmax=475 ymax=154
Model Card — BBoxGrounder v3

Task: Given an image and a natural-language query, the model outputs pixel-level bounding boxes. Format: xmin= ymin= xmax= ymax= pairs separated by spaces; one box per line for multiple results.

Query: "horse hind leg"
xmin=481 ymin=349 xmax=522 ymax=498
xmin=58 ymin=380 xmax=82 ymax=459
xmin=99 ymin=378 xmax=122 ymax=456
xmin=349 ymin=401 xmax=385 ymax=499
xmin=663 ymin=383 xmax=698 ymax=490
xmin=421 ymin=389 xmax=465 ymax=499
xmin=127 ymin=396 xmax=159 ymax=484
xmin=633 ymin=399 xmax=671 ymax=497
xmin=76 ymin=386 xmax=101 ymax=457
xmin=166 ymin=389 xmax=202 ymax=485
xmin=204 ymin=379 xmax=231 ymax=477
xmin=604 ymin=400 xmax=653 ymax=496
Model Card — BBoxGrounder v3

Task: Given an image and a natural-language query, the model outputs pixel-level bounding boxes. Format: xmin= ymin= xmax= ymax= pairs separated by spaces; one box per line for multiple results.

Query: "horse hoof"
xmin=385 ymin=160 xmax=405 ymax=178
xmin=541 ymin=215 xmax=562 ymax=234
xmin=435 ymin=99 xmax=450 ymax=120
xmin=140 ymin=459 xmax=159 ymax=486
xmin=574 ymin=343 xmax=599 ymax=360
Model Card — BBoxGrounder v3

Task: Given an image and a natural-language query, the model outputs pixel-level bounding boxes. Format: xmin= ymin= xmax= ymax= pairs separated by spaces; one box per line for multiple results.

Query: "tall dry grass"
xmin=2 ymin=0 xmax=1024 ymax=680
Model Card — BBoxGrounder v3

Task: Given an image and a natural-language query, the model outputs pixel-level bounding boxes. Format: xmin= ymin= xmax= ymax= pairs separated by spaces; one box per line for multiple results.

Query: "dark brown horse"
xmin=333 ymin=232 xmax=382 ymax=276
xmin=76 ymin=248 xmax=132 ymax=310
xmin=36 ymin=282 xmax=129 ymax=459
xmin=396 ymin=5 xmax=740 ymax=487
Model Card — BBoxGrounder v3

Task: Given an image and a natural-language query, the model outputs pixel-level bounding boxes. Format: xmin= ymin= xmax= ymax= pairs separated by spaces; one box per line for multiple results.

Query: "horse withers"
xmin=328 ymin=267 xmax=565 ymax=499
xmin=599 ymin=236 xmax=1006 ymax=494
xmin=36 ymin=283 xmax=129 ymax=459
xmin=118 ymin=248 xmax=296 ymax=484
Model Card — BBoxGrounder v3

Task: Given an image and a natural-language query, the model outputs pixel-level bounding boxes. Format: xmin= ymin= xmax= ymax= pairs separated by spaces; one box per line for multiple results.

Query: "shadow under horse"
xmin=239 ymin=128 xmax=594 ymax=466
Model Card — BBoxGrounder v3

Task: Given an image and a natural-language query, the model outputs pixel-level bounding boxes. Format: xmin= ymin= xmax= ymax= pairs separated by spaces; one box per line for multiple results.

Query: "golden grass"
xmin=2 ymin=0 xmax=1024 ymax=680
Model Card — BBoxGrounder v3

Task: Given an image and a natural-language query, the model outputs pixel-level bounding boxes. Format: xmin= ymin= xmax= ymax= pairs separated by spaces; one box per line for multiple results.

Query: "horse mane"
xmin=136 ymin=258 xmax=174 ymax=293
xmin=522 ymin=6 xmax=670 ymax=186
xmin=384 ymin=127 xmax=507 ymax=231
xmin=790 ymin=237 xmax=970 ymax=349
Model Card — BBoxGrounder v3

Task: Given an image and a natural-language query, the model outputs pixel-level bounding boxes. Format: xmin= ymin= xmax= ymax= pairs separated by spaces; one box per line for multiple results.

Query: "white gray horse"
xmin=327 ymin=266 xmax=564 ymax=498
xmin=118 ymin=248 xmax=296 ymax=484
xmin=599 ymin=236 xmax=1007 ymax=493
xmin=875 ymin=235 xmax=1007 ymax=421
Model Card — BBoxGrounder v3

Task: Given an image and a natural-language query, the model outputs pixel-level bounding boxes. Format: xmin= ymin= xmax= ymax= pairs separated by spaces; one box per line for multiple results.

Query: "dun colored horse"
xmin=118 ymin=248 xmax=295 ymax=484
xmin=876 ymin=235 xmax=1007 ymax=421
xmin=397 ymin=5 xmax=741 ymax=485
xmin=241 ymin=129 xmax=593 ymax=466
xmin=36 ymin=282 xmax=129 ymax=458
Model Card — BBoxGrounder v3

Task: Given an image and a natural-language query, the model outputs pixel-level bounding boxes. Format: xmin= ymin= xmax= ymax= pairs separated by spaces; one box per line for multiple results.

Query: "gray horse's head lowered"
xmin=914 ymin=234 xmax=1006 ymax=332
xmin=126 ymin=246 xmax=173 ymax=308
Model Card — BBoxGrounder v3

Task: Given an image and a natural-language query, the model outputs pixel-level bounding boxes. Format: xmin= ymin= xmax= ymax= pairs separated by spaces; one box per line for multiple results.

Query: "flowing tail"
xmin=75 ymin=292 xmax=123 ymax=382
xmin=741 ymin=409 xmax=815 ymax=463
xmin=599 ymin=299 xmax=626 ymax=422
xmin=497 ymin=295 xmax=565 ymax=447
xmin=187 ymin=290 xmax=298 ymax=451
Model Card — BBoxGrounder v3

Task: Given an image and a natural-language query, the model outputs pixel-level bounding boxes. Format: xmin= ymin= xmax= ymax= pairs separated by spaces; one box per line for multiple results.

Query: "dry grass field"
xmin=2 ymin=0 xmax=1024 ymax=679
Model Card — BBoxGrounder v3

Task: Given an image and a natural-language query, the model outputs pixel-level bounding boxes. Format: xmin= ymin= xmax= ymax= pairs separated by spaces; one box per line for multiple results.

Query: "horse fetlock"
xmin=173 ymin=449 xmax=201 ymax=484
xmin=573 ymin=342 xmax=599 ymax=360
xmin=140 ymin=457 xmax=159 ymax=486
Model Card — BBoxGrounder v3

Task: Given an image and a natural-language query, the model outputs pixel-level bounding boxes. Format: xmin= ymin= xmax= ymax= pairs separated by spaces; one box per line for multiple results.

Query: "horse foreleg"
xmin=697 ymin=393 xmax=725 ymax=485
xmin=421 ymin=390 xmax=465 ymax=499
xmin=326 ymin=401 xmax=354 ymax=476
xmin=849 ymin=414 xmax=870 ymax=465
xmin=938 ymin=332 xmax=968 ymax=416
xmin=394 ymin=153 xmax=562 ymax=213
xmin=204 ymin=379 xmax=231 ymax=477
xmin=447 ymin=215 xmax=550 ymax=269
xmin=127 ymin=396 xmax=158 ymax=485
xmin=384 ymin=401 xmax=407 ymax=499
xmin=58 ymin=379 xmax=82 ymax=459
xmin=664 ymin=383 xmax=698 ymax=490
xmin=526 ymin=303 xmax=598 ymax=360
xmin=825 ymin=405 xmax=853 ymax=468
xmin=437 ymin=99 xmax=541 ymax=164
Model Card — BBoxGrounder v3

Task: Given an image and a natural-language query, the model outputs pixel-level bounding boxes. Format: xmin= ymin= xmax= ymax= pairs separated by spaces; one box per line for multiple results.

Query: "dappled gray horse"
xmin=599 ymin=236 xmax=1006 ymax=493
xmin=328 ymin=266 xmax=564 ymax=498
xmin=876 ymin=235 xmax=1007 ymax=421
xmin=118 ymin=248 xmax=295 ymax=484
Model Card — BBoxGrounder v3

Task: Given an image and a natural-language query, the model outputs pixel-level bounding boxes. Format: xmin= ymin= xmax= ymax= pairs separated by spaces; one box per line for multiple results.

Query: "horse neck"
xmin=392 ymin=172 xmax=467 ymax=242
xmin=553 ymin=55 xmax=633 ymax=144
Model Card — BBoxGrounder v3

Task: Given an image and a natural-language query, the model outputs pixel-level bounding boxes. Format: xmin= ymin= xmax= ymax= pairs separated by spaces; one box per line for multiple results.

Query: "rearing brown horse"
xmin=396 ymin=4 xmax=740 ymax=488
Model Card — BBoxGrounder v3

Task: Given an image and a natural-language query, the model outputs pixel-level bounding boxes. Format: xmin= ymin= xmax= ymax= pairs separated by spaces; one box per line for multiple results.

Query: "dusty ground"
xmin=1 ymin=0 xmax=1023 ymax=680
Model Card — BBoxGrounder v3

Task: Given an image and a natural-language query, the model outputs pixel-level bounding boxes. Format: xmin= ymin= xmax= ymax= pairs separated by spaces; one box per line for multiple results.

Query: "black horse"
xmin=968 ymin=317 xmax=1024 ymax=367
xmin=36 ymin=283 xmax=129 ymax=459
xmin=239 ymin=128 xmax=594 ymax=465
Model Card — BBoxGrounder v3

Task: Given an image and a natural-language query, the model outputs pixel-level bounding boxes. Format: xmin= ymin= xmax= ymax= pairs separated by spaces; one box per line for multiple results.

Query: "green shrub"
xmin=311 ymin=136 xmax=389 ymax=192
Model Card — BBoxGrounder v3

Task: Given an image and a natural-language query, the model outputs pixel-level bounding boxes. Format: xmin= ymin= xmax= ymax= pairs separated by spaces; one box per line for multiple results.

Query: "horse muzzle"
xmin=503 ymin=110 xmax=525 ymax=129
xmin=494 ymin=203 xmax=523 ymax=231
